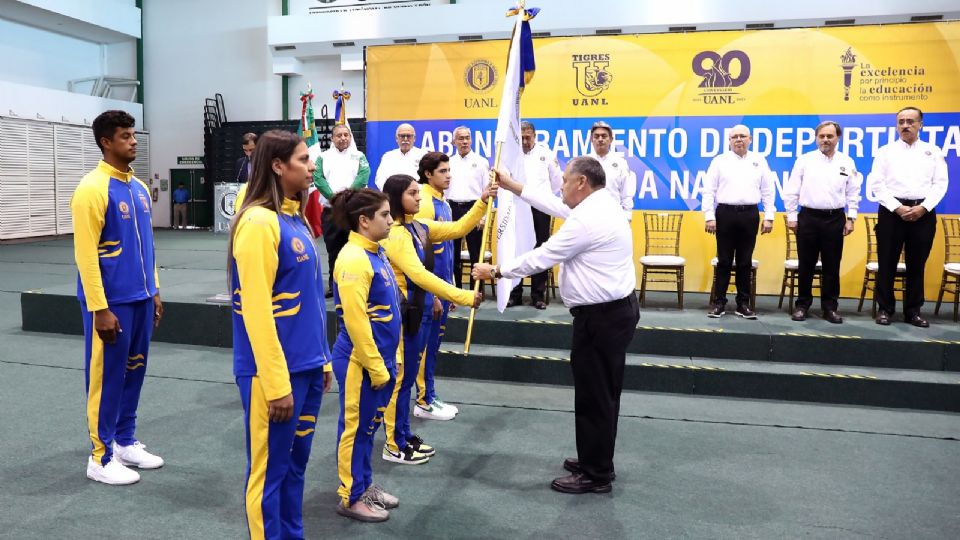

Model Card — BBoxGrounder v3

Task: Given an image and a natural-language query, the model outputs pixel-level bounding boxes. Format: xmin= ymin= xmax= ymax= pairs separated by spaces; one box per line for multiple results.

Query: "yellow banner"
xmin=367 ymin=22 xmax=960 ymax=121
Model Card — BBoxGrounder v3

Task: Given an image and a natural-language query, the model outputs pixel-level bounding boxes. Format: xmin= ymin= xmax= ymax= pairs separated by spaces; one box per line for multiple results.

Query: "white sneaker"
xmin=87 ymin=456 xmax=140 ymax=485
xmin=113 ymin=441 xmax=165 ymax=469
xmin=433 ymin=399 xmax=459 ymax=415
xmin=413 ymin=402 xmax=455 ymax=421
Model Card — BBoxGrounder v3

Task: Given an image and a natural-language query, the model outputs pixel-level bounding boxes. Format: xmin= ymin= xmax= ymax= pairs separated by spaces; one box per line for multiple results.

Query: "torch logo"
xmin=840 ymin=48 xmax=857 ymax=101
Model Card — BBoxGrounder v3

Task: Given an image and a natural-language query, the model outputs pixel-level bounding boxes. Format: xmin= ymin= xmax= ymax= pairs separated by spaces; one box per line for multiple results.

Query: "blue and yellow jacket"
xmin=231 ymin=199 xmax=331 ymax=401
xmin=332 ymin=232 xmax=402 ymax=387
xmin=414 ymin=183 xmax=456 ymax=283
xmin=71 ymin=160 xmax=159 ymax=311
xmin=382 ymin=198 xmax=487 ymax=311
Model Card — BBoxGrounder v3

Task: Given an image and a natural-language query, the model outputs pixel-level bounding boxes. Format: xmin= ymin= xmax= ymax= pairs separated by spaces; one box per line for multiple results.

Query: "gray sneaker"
xmin=364 ymin=484 xmax=399 ymax=509
xmin=336 ymin=495 xmax=389 ymax=522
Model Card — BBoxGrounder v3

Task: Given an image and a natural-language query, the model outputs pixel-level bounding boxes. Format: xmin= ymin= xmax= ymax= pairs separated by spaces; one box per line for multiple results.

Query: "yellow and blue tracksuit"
xmin=71 ymin=160 xmax=159 ymax=467
xmin=231 ymin=199 xmax=331 ymax=540
xmin=381 ymin=199 xmax=487 ymax=453
xmin=333 ymin=232 xmax=401 ymax=506
xmin=414 ymin=184 xmax=456 ymax=409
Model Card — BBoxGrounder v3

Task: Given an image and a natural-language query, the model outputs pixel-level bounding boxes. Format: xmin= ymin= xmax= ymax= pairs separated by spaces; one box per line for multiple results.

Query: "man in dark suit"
xmin=234 ymin=132 xmax=257 ymax=183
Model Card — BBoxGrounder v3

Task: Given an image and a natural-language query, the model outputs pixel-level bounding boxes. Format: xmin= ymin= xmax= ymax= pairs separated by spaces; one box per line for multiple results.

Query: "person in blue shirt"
xmin=229 ymin=129 xmax=333 ymax=539
xmin=172 ymin=183 xmax=190 ymax=229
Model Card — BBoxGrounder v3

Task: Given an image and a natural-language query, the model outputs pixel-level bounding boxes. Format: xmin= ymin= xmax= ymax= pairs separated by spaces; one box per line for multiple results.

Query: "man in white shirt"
xmin=447 ymin=126 xmax=490 ymax=289
xmin=508 ymin=121 xmax=564 ymax=309
xmin=868 ymin=107 xmax=949 ymax=327
xmin=784 ymin=121 xmax=862 ymax=324
xmin=374 ymin=123 xmax=425 ymax=190
xmin=314 ymin=124 xmax=371 ymax=293
xmin=474 ymin=156 xmax=638 ymax=496
xmin=587 ymin=121 xmax=635 ymax=220
xmin=702 ymin=124 xmax=776 ymax=319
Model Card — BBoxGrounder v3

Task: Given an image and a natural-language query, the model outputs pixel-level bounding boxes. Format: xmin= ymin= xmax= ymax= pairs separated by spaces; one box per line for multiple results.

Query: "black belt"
xmin=569 ymin=294 xmax=636 ymax=317
xmin=449 ymin=200 xmax=475 ymax=206
xmin=801 ymin=207 xmax=845 ymax=217
xmin=717 ymin=203 xmax=758 ymax=212
xmin=896 ymin=198 xmax=925 ymax=207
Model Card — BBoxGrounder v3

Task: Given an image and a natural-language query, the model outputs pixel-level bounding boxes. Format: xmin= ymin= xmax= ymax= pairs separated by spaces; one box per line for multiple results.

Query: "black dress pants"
xmin=321 ymin=208 xmax=349 ymax=290
xmin=712 ymin=204 xmax=759 ymax=306
xmin=875 ymin=204 xmax=936 ymax=317
xmin=795 ymin=209 xmax=845 ymax=311
xmin=569 ymin=294 xmax=640 ymax=483
xmin=510 ymin=207 xmax=552 ymax=304
xmin=450 ymin=200 xmax=481 ymax=289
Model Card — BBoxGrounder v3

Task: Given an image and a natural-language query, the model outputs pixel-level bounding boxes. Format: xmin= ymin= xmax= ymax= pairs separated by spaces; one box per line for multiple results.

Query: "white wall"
xmin=142 ymin=0 xmax=283 ymax=228
xmin=0 ymin=18 xmax=105 ymax=91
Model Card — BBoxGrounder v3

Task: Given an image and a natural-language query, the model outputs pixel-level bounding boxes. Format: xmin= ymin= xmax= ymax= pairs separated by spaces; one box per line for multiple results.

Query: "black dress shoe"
xmin=905 ymin=314 xmax=930 ymax=328
xmin=735 ymin=304 xmax=757 ymax=319
xmin=875 ymin=311 xmax=891 ymax=326
xmin=707 ymin=304 xmax=725 ymax=318
xmin=533 ymin=300 xmax=547 ymax=310
xmin=550 ymin=473 xmax=611 ymax=494
xmin=563 ymin=458 xmax=616 ymax=481
xmin=324 ymin=289 xmax=333 ymax=299
xmin=791 ymin=307 xmax=807 ymax=321
xmin=823 ymin=310 xmax=843 ymax=324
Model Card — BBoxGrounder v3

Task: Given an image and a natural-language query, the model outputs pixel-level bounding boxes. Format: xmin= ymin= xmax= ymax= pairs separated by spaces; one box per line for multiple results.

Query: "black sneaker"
xmin=405 ymin=435 xmax=436 ymax=457
xmin=707 ymin=304 xmax=725 ymax=318
xmin=735 ymin=305 xmax=757 ymax=319
xmin=381 ymin=444 xmax=429 ymax=465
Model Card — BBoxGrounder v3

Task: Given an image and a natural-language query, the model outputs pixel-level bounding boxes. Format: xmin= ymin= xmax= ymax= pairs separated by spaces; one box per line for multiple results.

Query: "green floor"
xmin=2 ymin=231 xmax=959 ymax=539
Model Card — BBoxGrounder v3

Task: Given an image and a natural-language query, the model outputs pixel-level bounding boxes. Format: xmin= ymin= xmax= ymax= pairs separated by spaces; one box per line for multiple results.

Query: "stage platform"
xmin=13 ymin=230 xmax=960 ymax=412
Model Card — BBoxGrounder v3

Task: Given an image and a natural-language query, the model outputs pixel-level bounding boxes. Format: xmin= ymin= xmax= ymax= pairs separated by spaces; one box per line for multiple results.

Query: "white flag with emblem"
xmin=492 ymin=12 xmax=536 ymax=313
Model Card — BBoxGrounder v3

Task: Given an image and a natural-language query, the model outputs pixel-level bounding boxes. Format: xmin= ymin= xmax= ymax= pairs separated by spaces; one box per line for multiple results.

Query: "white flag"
xmin=493 ymin=15 xmax=536 ymax=313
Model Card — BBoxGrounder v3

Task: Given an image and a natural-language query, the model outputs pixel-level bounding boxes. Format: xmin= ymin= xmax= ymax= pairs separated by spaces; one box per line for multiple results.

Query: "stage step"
xmin=433 ymin=343 xmax=960 ymax=413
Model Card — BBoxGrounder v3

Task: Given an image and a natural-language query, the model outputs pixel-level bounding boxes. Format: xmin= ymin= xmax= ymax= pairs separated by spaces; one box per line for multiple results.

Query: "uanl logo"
xmin=572 ymin=54 xmax=613 ymax=106
xmin=464 ymin=59 xmax=498 ymax=109
xmin=839 ymin=46 xmax=932 ymax=103
xmin=692 ymin=50 xmax=751 ymax=105
xmin=292 ymin=237 xmax=310 ymax=263
xmin=840 ymin=48 xmax=857 ymax=101
xmin=118 ymin=201 xmax=131 ymax=219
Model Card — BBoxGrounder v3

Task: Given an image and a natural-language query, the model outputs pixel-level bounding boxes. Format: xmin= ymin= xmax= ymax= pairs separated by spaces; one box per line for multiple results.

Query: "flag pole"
xmin=464 ymin=141 xmax=503 ymax=355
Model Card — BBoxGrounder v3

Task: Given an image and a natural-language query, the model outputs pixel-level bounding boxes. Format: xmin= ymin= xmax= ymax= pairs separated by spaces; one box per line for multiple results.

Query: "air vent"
xmin=332 ymin=41 xmax=356 ymax=48
xmin=458 ymin=34 xmax=483 ymax=41
xmin=393 ymin=38 xmax=417 ymax=44
xmin=825 ymin=19 xmax=856 ymax=26
xmin=746 ymin=23 xmax=774 ymax=29
xmin=532 ymin=31 xmax=551 ymax=38
xmin=910 ymin=14 xmax=943 ymax=22
xmin=668 ymin=26 xmax=697 ymax=32
xmin=595 ymin=28 xmax=622 ymax=35
xmin=274 ymin=45 xmax=296 ymax=51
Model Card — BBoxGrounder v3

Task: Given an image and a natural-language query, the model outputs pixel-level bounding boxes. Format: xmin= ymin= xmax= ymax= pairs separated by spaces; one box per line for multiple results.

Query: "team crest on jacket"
xmin=138 ymin=193 xmax=150 ymax=213
xmin=292 ymin=237 xmax=306 ymax=254
xmin=380 ymin=267 xmax=392 ymax=285
xmin=118 ymin=201 xmax=131 ymax=219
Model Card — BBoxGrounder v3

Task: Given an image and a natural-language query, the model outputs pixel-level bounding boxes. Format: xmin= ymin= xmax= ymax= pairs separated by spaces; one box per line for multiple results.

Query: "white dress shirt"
xmin=375 ymin=146 xmax=425 ymax=190
xmin=867 ymin=139 xmax=949 ymax=213
xmin=523 ymin=144 xmax=564 ymax=194
xmin=701 ymin=151 xmax=777 ymax=221
xmin=447 ymin=151 xmax=489 ymax=202
xmin=318 ymin=146 xmax=365 ymax=206
xmin=502 ymin=188 xmax=635 ymax=307
xmin=588 ymin=151 xmax=635 ymax=216
xmin=784 ymin=150 xmax=862 ymax=221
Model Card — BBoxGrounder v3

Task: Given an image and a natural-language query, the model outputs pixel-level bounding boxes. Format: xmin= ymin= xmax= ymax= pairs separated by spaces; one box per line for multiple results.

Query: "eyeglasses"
xmin=397 ymin=134 xmax=415 ymax=140
xmin=729 ymin=134 xmax=749 ymax=140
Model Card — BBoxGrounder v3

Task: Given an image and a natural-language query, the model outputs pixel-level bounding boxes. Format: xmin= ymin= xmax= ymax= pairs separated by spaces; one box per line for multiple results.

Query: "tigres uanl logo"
xmin=464 ymin=59 xmax=497 ymax=93
xmin=572 ymin=54 xmax=613 ymax=106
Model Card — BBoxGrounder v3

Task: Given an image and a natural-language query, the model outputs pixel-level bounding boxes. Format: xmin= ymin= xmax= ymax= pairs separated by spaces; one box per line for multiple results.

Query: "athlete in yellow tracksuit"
xmin=232 ymin=198 xmax=332 ymax=539
xmin=381 ymin=197 xmax=487 ymax=462
xmin=73 ymin=141 xmax=163 ymax=485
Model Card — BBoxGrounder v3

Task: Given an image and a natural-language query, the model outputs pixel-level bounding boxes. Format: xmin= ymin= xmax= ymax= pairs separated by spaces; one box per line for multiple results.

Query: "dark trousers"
xmin=450 ymin=200 xmax=481 ymax=289
xmin=510 ymin=207 xmax=552 ymax=304
xmin=569 ymin=294 xmax=640 ymax=483
xmin=795 ymin=209 xmax=845 ymax=311
xmin=875 ymin=204 xmax=936 ymax=317
xmin=712 ymin=205 xmax=759 ymax=306
xmin=321 ymin=208 xmax=349 ymax=290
